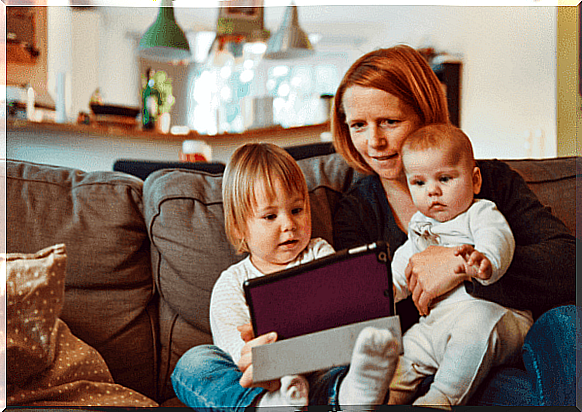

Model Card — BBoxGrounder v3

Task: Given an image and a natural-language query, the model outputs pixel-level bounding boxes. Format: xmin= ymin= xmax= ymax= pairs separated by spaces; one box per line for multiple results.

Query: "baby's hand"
xmin=453 ymin=245 xmax=492 ymax=280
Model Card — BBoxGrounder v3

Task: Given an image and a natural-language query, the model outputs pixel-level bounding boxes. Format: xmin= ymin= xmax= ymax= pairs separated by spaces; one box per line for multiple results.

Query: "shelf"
xmin=7 ymin=119 xmax=331 ymax=144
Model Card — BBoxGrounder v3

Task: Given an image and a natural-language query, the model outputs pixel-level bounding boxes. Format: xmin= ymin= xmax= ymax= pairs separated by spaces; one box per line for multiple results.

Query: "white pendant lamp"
xmin=264 ymin=2 xmax=314 ymax=60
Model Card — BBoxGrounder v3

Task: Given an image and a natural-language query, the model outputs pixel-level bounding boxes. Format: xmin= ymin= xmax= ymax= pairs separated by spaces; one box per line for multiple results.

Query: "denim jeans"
xmin=171 ymin=344 xmax=348 ymax=411
xmin=172 ymin=306 xmax=579 ymax=408
xmin=468 ymin=305 xmax=579 ymax=406
xmin=521 ymin=305 xmax=579 ymax=406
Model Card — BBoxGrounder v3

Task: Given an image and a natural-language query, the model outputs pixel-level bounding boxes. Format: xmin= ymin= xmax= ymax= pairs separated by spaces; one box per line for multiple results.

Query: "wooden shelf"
xmin=7 ymin=119 xmax=331 ymax=144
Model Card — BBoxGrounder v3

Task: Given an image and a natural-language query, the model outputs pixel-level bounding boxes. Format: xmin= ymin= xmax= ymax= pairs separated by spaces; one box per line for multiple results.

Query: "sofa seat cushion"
xmin=143 ymin=153 xmax=359 ymax=401
xmin=6 ymin=160 xmax=157 ymax=401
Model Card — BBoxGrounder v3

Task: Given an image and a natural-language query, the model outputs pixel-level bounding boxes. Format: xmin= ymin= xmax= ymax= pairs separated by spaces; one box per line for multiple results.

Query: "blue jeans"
xmin=171 ymin=344 xmax=348 ymax=411
xmin=173 ymin=306 xmax=579 ymax=408
xmin=468 ymin=305 xmax=579 ymax=406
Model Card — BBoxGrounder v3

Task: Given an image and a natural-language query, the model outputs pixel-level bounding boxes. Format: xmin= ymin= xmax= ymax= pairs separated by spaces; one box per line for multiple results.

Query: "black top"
xmin=333 ymin=159 xmax=576 ymax=332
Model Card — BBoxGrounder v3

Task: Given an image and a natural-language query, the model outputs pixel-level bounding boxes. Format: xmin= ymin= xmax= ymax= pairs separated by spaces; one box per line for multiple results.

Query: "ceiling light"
xmin=264 ymin=2 xmax=314 ymax=60
xmin=138 ymin=0 xmax=191 ymax=63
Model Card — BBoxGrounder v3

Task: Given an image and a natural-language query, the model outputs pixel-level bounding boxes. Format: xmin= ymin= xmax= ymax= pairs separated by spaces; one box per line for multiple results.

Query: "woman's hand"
xmin=405 ymin=245 xmax=470 ymax=316
xmin=236 ymin=325 xmax=280 ymax=391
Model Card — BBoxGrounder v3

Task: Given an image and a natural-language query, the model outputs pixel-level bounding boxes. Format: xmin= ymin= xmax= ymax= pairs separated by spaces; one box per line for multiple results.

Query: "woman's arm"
xmin=469 ymin=160 xmax=576 ymax=318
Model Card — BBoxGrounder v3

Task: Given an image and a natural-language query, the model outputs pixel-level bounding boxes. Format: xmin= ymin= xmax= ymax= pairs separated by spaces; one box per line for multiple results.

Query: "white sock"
xmin=338 ymin=327 xmax=399 ymax=407
xmin=257 ymin=374 xmax=309 ymax=409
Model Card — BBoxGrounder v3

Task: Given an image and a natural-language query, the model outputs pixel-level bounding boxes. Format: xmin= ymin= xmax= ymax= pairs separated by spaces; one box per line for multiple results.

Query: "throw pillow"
xmin=6 ymin=243 xmax=67 ymax=386
xmin=5 ymin=244 xmax=158 ymax=407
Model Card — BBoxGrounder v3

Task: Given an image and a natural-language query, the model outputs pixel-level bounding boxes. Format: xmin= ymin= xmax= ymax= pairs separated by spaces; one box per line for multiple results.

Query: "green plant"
xmin=141 ymin=70 xmax=175 ymax=115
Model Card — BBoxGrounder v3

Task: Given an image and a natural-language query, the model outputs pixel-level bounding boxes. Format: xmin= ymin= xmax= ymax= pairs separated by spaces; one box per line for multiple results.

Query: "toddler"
xmin=172 ymin=142 xmax=399 ymax=411
xmin=388 ymin=124 xmax=534 ymax=408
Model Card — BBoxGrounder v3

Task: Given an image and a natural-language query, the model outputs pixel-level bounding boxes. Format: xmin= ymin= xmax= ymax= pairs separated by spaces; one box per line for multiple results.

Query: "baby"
xmin=388 ymin=124 xmax=534 ymax=408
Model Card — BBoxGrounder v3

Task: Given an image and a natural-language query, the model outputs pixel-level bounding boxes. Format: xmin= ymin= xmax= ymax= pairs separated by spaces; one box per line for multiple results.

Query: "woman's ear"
xmin=472 ymin=166 xmax=482 ymax=195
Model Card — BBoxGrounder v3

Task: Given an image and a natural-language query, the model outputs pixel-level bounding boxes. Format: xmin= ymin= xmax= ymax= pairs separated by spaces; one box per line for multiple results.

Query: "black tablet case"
xmin=244 ymin=241 xmax=394 ymax=340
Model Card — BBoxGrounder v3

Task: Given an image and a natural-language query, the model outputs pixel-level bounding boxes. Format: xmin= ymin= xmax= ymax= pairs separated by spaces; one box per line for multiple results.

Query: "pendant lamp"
xmin=264 ymin=2 xmax=314 ymax=60
xmin=138 ymin=0 xmax=191 ymax=62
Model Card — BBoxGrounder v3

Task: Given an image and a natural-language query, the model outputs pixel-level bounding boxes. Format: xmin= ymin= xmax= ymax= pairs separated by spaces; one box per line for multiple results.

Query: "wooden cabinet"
xmin=7 ymin=7 xmax=41 ymax=64
xmin=433 ymin=62 xmax=462 ymax=127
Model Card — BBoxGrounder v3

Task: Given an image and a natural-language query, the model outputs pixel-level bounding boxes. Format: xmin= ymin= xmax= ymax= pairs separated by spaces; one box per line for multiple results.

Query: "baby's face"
xmin=403 ymin=148 xmax=481 ymax=222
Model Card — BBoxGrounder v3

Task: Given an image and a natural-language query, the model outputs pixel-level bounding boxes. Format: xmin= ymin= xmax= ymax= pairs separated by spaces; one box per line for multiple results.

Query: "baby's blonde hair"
xmin=222 ymin=143 xmax=310 ymax=254
xmin=402 ymin=123 xmax=476 ymax=169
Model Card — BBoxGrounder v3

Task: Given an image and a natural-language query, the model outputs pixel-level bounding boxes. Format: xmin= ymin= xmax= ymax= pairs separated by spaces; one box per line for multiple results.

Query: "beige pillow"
xmin=6 ymin=243 xmax=67 ymax=386
xmin=5 ymin=244 xmax=158 ymax=407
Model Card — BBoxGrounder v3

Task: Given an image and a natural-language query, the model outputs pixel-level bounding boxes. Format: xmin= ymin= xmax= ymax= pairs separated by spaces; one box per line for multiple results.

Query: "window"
xmin=186 ymin=32 xmax=351 ymax=135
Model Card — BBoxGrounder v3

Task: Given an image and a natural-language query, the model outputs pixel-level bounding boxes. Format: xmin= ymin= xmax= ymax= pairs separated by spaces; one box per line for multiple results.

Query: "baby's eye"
xmin=412 ymin=180 xmax=425 ymax=187
xmin=439 ymin=176 xmax=451 ymax=183
xmin=263 ymin=214 xmax=277 ymax=221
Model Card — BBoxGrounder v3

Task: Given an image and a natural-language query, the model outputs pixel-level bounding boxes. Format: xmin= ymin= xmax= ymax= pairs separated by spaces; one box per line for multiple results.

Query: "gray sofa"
xmin=5 ymin=153 xmax=579 ymax=407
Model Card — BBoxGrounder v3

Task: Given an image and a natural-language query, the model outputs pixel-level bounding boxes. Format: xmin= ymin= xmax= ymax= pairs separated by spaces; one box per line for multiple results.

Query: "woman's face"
xmin=342 ymin=86 xmax=422 ymax=182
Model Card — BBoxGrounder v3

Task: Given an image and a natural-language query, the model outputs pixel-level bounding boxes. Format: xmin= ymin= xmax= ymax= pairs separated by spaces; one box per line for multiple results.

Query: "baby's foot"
xmin=258 ymin=374 xmax=309 ymax=410
xmin=339 ymin=327 xmax=399 ymax=408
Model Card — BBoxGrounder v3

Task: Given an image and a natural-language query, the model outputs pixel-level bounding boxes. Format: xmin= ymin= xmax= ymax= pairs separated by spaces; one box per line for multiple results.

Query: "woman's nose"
xmin=368 ymin=126 xmax=386 ymax=148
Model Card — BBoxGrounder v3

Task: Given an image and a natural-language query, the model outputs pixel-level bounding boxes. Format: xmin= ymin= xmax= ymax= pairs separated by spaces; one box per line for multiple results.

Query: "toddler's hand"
xmin=238 ymin=331 xmax=279 ymax=391
xmin=453 ymin=245 xmax=492 ymax=280
xmin=237 ymin=323 xmax=254 ymax=343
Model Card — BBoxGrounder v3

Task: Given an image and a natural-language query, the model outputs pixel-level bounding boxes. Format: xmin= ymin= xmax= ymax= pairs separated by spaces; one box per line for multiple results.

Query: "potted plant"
xmin=141 ymin=69 xmax=175 ymax=133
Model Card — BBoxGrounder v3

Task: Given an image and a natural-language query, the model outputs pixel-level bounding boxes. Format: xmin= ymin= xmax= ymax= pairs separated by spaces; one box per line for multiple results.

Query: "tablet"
xmin=243 ymin=241 xmax=395 ymax=340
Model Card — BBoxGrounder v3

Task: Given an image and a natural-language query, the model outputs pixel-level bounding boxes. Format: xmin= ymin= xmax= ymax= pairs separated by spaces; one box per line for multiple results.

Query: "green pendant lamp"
xmin=264 ymin=2 xmax=314 ymax=60
xmin=138 ymin=0 xmax=191 ymax=62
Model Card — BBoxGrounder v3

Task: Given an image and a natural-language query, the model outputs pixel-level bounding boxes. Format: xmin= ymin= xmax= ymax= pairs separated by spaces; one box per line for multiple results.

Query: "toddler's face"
xmin=244 ymin=178 xmax=311 ymax=274
xmin=403 ymin=148 xmax=481 ymax=222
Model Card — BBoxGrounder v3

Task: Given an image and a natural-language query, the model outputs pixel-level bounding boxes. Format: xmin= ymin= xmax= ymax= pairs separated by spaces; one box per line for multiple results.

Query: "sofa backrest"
xmin=503 ymin=157 xmax=579 ymax=238
xmin=5 ymin=160 xmax=158 ymax=401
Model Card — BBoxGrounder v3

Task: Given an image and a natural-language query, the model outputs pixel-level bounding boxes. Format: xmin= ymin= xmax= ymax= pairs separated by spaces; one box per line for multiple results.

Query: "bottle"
xmin=142 ymin=68 xmax=158 ymax=130
xmin=26 ymin=84 xmax=35 ymax=121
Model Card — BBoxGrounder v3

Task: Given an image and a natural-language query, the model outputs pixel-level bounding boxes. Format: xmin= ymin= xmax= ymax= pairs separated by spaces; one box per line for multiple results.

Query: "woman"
xmin=330 ymin=44 xmax=576 ymax=405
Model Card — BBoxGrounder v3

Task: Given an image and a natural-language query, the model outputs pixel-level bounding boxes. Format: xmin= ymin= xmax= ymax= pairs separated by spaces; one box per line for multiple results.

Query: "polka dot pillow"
xmin=5 ymin=244 xmax=158 ymax=407
xmin=6 ymin=243 xmax=67 ymax=386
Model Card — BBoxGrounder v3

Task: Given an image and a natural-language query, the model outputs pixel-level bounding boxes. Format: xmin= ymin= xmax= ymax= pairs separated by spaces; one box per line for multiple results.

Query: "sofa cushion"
xmin=143 ymin=152 xmax=358 ymax=400
xmin=6 ymin=160 xmax=157 ymax=401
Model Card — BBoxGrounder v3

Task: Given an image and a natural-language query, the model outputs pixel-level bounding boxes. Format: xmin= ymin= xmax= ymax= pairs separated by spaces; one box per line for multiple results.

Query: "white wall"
xmin=60 ymin=6 xmax=560 ymax=166
xmin=352 ymin=6 xmax=558 ymax=159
